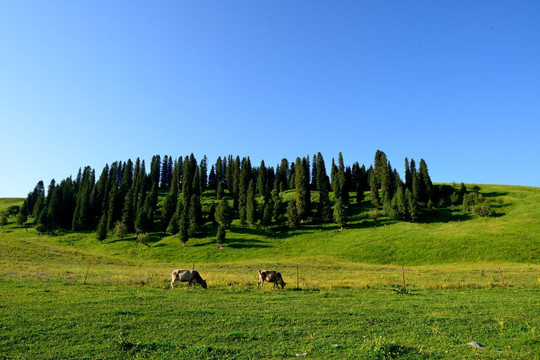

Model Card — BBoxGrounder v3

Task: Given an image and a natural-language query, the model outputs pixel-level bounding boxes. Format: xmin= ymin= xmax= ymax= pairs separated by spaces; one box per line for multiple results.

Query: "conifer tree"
xmin=232 ymin=156 xmax=241 ymax=211
xmin=287 ymin=200 xmax=299 ymax=229
xmin=256 ymin=160 xmax=268 ymax=199
xmin=246 ymin=179 xmax=257 ymax=226
xmin=208 ymin=165 xmax=216 ymax=190
xmin=121 ymin=187 xmax=136 ymax=233
xmin=295 ymin=157 xmax=309 ymax=221
xmin=107 ymin=186 xmax=119 ymax=231
xmin=418 ymin=159 xmax=433 ymax=203
xmin=161 ymin=155 xmax=169 ymax=189
xmin=215 ymin=200 xmax=233 ymax=228
xmin=271 ymin=188 xmax=282 ymax=222
xmin=262 ymin=203 xmax=272 ymax=228
xmin=406 ymin=189 xmax=419 ymax=222
xmin=395 ymin=184 xmax=408 ymax=220
xmin=179 ymin=209 xmax=189 ymax=246
xmin=405 ymin=158 xmax=412 ymax=191
xmin=192 ymin=166 xmax=201 ymax=199
xmin=333 ymin=198 xmax=346 ymax=229
xmin=369 ymin=169 xmax=380 ymax=207
xmin=97 ymin=213 xmax=108 ymax=243
xmin=278 ymin=158 xmax=289 ymax=193
xmin=189 ymin=194 xmax=202 ymax=236
xmin=199 ymin=155 xmax=208 ymax=191
xmin=216 ymin=225 xmax=226 ymax=249
xmin=150 ymin=155 xmax=161 ymax=188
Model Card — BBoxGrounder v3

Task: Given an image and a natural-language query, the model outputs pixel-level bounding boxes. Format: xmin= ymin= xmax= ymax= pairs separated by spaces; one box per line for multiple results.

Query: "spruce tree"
xmin=215 ymin=200 xmax=233 ymax=228
xmin=121 ymin=187 xmax=136 ymax=233
xmin=262 ymin=203 xmax=272 ymax=228
xmin=271 ymin=188 xmax=282 ymax=222
xmin=216 ymin=225 xmax=226 ymax=249
xmin=287 ymin=200 xmax=299 ymax=229
xmin=199 ymin=155 xmax=208 ymax=191
xmin=406 ymin=189 xmax=419 ymax=222
xmin=208 ymin=165 xmax=216 ymax=190
xmin=295 ymin=157 xmax=308 ymax=221
xmin=246 ymin=179 xmax=257 ymax=226
xmin=333 ymin=198 xmax=346 ymax=229
xmin=97 ymin=213 xmax=108 ymax=243
xmin=188 ymin=194 xmax=202 ymax=236
xmin=369 ymin=169 xmax=380 ymax=207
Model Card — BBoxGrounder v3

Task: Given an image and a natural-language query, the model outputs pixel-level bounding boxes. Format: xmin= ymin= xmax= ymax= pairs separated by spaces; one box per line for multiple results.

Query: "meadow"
xmin=0 ymin=185 xmax=539 ymax=359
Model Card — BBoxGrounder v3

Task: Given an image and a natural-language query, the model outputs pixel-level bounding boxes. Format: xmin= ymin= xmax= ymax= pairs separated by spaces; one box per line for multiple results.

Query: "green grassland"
xmin=0 ymin=184 xmax=539 ymax=358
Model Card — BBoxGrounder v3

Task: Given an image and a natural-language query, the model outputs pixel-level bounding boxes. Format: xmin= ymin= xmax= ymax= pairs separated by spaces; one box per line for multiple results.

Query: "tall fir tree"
xmin=295 ymin=157 xmax=309 ymax=221
xmin=246 ymin=179 xmax=257 ymax=226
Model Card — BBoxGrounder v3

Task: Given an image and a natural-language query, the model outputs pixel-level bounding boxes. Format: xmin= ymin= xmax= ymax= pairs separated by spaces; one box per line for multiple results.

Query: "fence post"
xmin=83 ymin=262 xmax=91 ymax=285
xmin=498 ymin=266 xmax=506 ymax=289
xmin=402 ymin=266 xmax=406 ymax=289
xmin=296 ymin=266 xmax=299 ymax=289
xmin=193 ymin=264 xmax=195 ymax=270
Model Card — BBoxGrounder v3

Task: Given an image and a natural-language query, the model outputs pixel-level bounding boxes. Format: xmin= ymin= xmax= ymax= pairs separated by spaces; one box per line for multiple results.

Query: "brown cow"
xmin=258 ymin=269 xmax=286 ymax=289
xmin=170 ymin=269 xmax=207 ymax=290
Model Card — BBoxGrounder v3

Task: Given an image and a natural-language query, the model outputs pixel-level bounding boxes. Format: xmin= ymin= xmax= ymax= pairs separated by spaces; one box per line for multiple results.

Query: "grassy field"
xmin=0 ymin=184 xmax=539 ymax=358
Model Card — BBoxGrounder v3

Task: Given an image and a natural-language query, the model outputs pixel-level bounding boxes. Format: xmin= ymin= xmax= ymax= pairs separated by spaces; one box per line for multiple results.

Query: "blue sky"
xmin=1 ymin=1 xmax=539 ymax=197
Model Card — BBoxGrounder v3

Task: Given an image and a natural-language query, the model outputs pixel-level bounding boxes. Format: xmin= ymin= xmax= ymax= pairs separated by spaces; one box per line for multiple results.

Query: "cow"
xmin=170 ymin=269 xmax=207 ymax=290
xmin=257 ymin=269 xmax=286 ymax=289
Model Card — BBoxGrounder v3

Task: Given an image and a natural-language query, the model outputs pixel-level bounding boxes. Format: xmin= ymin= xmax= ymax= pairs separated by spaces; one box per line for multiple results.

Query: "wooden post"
xmin=83 ymin=262 xmax=91 ymax=285
xmin=193 ymin=264 xmax=195 ymax=270
xmin=498 ymin=266 xmax=506 ymax=289
xmin=402 ymin=266 xmax=406 ymax=289
xmin=296 ymin=266 xmax=299 ymax=289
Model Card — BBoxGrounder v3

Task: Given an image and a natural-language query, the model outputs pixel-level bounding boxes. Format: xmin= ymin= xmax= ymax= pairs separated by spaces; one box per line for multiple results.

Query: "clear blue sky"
xmin=1 ymin=1 xmax=539 ymax=197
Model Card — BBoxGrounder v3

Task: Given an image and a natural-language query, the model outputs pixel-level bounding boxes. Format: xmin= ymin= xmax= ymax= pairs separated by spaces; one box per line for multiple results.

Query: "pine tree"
xmin=107 ymin=186 xmax=119 ymax=231
xmin=287 ymin=200 xmax=299 ymax=229
xmin=208 ymin=165 xmax=217 ymax=190
xmin=150 ymin=155 xmax=161 ymax=188
xmin=333 ymin=198 xmax=346 ymax=229
xmin=216 ymin=225 xmax=226 ymax=249
xmin=369 ymin=169 xmax=380 ymax=207
xmin=406 ymin=189 xmax=419 ymax=222
xmin=405 ymin=158 xmax=412 ymax=191
xmin=188 ymin=194 xmax=202 ymax=236
xmin=295 ymin=157 xmax=309 ymax=221
xmin=96 ymin=213 xmax=108 ymax=243
xmin=121 ymin=187 xmax=136 ymax=233
xmin=262 ymin=203 xmax=272 ymax=228
xmin=215 ymin=200 xmax=233 ymax=228
xmin=246 ymin=179 xmax=257 ymax=226
xmin=395 ymin=184 xmax=408 ymax=220
xmin=256 ymin=160 xmax=268 ymax=199
xmin=179 ymin=209 xmax=189 ymax=246
xmin=418 ymin=159 xmax=433 ymax=203
xmin=200 ymin=155 xmax=208 ymax=191
xmin=271 ymin=188 xmax=282 ymax=222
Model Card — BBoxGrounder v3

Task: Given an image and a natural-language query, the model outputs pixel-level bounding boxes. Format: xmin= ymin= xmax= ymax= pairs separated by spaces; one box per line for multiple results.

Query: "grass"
xmin=1 ymin=279 xmax=538 ymax=359
xmin=0 ymin=184 xmax=539 ymax=358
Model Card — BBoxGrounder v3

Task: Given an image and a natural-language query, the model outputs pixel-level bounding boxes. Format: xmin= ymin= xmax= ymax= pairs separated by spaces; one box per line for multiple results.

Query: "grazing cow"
xmin=258 ymin=269 xmax=286 ymax=289
xmin=170 ymin=269 xmax=207 ymax=290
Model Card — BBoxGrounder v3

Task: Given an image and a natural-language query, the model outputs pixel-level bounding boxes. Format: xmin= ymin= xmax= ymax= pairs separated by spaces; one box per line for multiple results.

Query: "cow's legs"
xmin=170 ymin=277 xmax=176 ymax=290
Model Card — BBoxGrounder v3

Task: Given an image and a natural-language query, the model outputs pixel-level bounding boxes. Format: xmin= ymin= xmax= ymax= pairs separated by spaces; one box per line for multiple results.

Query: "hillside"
xmin=2 ymin=184 xmax=539 ymax=270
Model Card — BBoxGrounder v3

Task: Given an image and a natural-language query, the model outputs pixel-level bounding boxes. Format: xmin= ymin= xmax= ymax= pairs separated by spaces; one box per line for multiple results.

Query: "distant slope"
xmin=1 ymin=185 xmax=538 ymax=266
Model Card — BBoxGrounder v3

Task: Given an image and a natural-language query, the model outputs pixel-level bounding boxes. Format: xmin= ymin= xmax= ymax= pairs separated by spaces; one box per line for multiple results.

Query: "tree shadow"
xmin=225 ymin=237 xmax=270 ymax=249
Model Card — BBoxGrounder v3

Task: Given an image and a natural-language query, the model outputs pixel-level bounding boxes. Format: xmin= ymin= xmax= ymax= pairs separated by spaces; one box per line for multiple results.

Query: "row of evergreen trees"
xmin=21 ymin=151 xmax=441 ymax=242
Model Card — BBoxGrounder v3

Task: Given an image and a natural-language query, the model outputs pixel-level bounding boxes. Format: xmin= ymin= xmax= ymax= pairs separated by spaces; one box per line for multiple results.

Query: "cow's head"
xmin=279 ymin=280 xmax=286 ymax=289
xmin=200 ymin=279 xmax=208 ymax=289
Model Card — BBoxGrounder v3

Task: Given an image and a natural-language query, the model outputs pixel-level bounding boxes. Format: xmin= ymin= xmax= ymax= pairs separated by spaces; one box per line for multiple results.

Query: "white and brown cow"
xmin=258 ymin=269 xmax=286 ymax=289
xmin=170 ymin=269 xmax=207 ymax=290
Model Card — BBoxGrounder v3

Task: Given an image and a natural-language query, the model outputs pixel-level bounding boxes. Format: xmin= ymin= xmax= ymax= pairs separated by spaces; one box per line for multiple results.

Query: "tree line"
xmin=19 ymin=150 xmax=481 ymax=244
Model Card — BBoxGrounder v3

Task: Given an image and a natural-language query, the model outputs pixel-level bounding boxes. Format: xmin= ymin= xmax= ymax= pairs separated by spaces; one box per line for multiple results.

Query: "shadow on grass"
xmin=225 ymin=237 xmax=270 ymax=249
